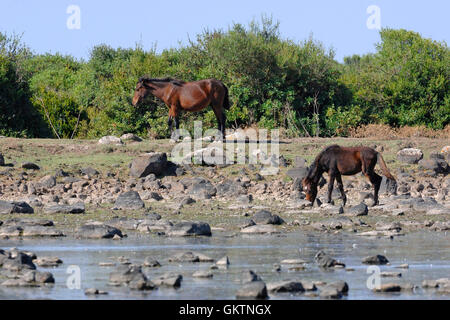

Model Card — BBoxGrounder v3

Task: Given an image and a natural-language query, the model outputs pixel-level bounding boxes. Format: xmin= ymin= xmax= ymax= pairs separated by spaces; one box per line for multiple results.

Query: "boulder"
xmin=252 ymin=210 xmax=284 ymax=225
xmin=241 ymin=224 xmax=280 ymax=234
xmin=314 ymin=250 xmax=345 ymax=268
xmin=44 ymin=202 xmax=85 ymax=214
xmin=362 ymin=255 xmax=389 ymax=265
xmin=345 ymin=203 xmax=368 ymax=216
xmin=120 ymin=133 xmax=142 ymax=142
xmin=185 ymin=178 xmax=217 ymax=200
xmin=114 ymin=191 xmax=145 ymax=210
xmin=21 ymin=226 xmax=65 ymax=237
xmin=98 ymin=136 xmax=123 ymax=145
xmin=109 ymin=265 xmax=155 ymax=290
xmin=242 ymin=270 xmax=262 ymax=283
xmin=236 ymin=281 xmax=268 ymax=300
xmin=0 ymin=201 xmax=34 ymax=214
xmin=397 ymin=148 xmax=423 ymax=164
xmin=153 ymin=273 xmax=183 ymax=288
xmin=76 ymin=223 xmax=123 ymax=239
xmin=419 ymin=159 xmax=449 ymax=174
xmin=21 ymin=162 xmax=40 ymax=170
xmin=129 ymin=153 xmax=167 ymax=178
xmin=38 ymin=175 xmax=56 ymax=189
xmin=167 ymin=221 xmax=212 ymax=237
xmin=267 ymin=280 xmax=305 ymax=293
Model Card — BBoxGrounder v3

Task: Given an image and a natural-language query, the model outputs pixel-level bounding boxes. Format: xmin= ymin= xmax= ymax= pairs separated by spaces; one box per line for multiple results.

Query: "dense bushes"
xmin=0 ymin=19 xmax=448 ymax=139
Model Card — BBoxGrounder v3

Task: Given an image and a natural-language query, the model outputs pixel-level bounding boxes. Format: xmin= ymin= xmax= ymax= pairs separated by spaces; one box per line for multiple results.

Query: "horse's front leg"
xmin=327 ymin=171 xmax=336 ymax=204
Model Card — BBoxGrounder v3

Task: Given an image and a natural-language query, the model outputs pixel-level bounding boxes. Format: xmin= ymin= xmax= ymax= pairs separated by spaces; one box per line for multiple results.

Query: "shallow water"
xmin=0 ymin=231 xmax=449 ymax=300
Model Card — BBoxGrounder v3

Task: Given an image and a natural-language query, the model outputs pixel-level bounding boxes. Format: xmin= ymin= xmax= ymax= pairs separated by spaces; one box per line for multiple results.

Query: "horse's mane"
xmin=306 ymin=145 xmax=340 ymax=180
xmin=139 ymin=77 xmax=185 ymax=86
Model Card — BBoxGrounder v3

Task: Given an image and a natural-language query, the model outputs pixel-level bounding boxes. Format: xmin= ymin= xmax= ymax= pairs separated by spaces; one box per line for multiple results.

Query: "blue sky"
xmin=0 ymin=0 xmax=448 ymax=62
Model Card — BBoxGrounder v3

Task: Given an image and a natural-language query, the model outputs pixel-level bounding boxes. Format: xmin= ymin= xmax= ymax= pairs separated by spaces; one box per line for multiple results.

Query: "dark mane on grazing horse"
xmin=306 ymin=145 xmax=340 ymax=180
xmin=139 ymin=77 xmax=185 ymax=86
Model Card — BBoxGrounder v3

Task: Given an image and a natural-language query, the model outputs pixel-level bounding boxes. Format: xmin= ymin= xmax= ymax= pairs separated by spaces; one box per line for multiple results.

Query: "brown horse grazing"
xmin=302 ymin=145 xmax=396 ymax=207
xmin=132 ymin=77 xmax=230 ymax=139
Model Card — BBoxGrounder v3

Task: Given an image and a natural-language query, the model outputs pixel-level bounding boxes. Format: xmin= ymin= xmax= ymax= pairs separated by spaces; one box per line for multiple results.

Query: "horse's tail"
xmin=377 ymin=153 xmax=396 ymax=181
xmin=222 ymin=83 xmax=231 ymax=110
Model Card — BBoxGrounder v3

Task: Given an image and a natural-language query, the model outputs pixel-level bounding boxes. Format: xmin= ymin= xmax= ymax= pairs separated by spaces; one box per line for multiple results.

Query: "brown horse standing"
xmin=302 ymin=145 xmax=396 ymax=206
xmin=132 ymin=77 xmax=230 ymax=139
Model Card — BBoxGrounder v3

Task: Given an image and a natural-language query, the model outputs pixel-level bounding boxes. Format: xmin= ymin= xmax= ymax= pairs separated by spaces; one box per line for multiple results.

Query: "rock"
xmin=120 ymin=133 xmax=142 ymax=142
xmin=345 ymin=203 xmax=368 ymax=216
xmin=109 ymin=265 xmax=155 ymax=290
xmin=381 ymin=272 xmax=402 ymax=278
xmin=280 ymin=259 xmax=307 ymax=265
xmin=380 ymin=177 xmax=398 ymax=195
xmin=373 ymin=283 xmax=402 ymax=293
xmin=325 ymin=281 xmax=349 ymax=294
xmin=242 ymin=270 xmax=262 ymax=283
xmin=252 ymin=210 xmax=284 ymax=225
xmin=236 ymin=281 xmax=268 ymax=300
xmin=193 ymin=271 xmax=213 ymax=279
xmin=21 ymin=162 xmax=40 ymax=170
xmin=186 ymin=178 xmax=217 ymax=200
xmin=167 ymin=221 xmax=212 ymax=237
xmin=76 ymin=223 xmax=123 ymax=239
xmin=240 ymin=224 xmax=280 ymax=234
xmin=397 ymin=148 xmax=423 ymax=164
xmin=129 ymin=153 xmax=167 ymax=178
xmin=98 ymin=136 xmax=123 ymax=145
xmin=362 ymin=255 xmax=389 ymax=265
xmin=168 ymin=252 xmax=214 ymax=263
xmin=321 ymin=204 xmax=344 ymax=215
xmin=267 ymin=280 xmax=305 ymax=293
xmin=0 ymin=153 xmax=4 ymax=166
xmin=143 ymin=257 xmax=161 ymax=268
xmin=153 ymin=273 xmax=183 ymax=288
xmin=216 ymin=256 xmax=230 ymax=266
xmin=0 ymin=201 xmax=34 ymax=214
xmin=80 ymin=167 xmax=99 ymax=177
xmin=215 ymin=180 xmax=246 ymax=197
xmin=114 ymin=191 xmax=145 ymax=210
xmin=85 ymin=288 xmax=108 ymax=295
xmin=419 ymin=159 xmax=449 ymax=174
xmin=21 ymin=226 xmax=65 ymax=237
xmin=38 ymin=175 xmax=56 ymax=189
xmin=314 ymin=251 xmax=345 ymax=268
xmin=319 ymin=287 xmax=342 ymax=299
xmin=33 ymin=257 xmax=63 ymax=267
xmin=0 ymin=226 xmax=22 ymax=237
xmin=44 ymin=202 xmax=85 ymax=214
xmin=286 ymin=167 xmax=309 ymax=181
xmin=1 ymin=251 xmax=36 ymax=271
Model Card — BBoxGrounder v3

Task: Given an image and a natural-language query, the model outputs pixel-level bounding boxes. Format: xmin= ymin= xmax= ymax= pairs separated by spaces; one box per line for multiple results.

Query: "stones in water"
xmin=114 ymin=191 xmax=145 ymax=210
xmin=129 ymin=153 xmax=167 ymax=178
xmin=193 ymin=271 xmax=213 ymax=279
xmin=252 ymin=210 xmax=284 ymax=225
xmin=362 ymin=255 xmax=389 ymax=265
xmin=373 ymin=283 xmax=402 ymax=293
xmin=109 ymin=265 xmax=155 ymax=290
xmin=85 ymin=288 xmax=108 ymax=296
xmin=242 ymin=270 xmax=262 ymax=284
xmin=266 ymin=280 xmax=305 ymax=294
xmin=314 ymin=250 xmax=346 ymax=268
xmin=236 ymin=281 xmax=268 ymax=300
xmin=153 ymin=273 xmax=183 ymax=288
xmin=76 ymin=222 xmax=123 ymax=239
xmin=216 ymin=256 xmax=230 ymax=266
xmin=167 ymin=221 xmax=212 ymax=237
xmin=44 ymin=202 xmax=85 ymax=214
xmin=240 ymin=224 xmax=280 ymax=234
xmin=397 ymin=148 xmax=423 ymax=164
xmin=0 ymin=201 xmax=34 ymax=214
xmin=33 ymin=257 xmax=63 ymax=267
xmin=168 ymin=252 xmax=214 ymax=263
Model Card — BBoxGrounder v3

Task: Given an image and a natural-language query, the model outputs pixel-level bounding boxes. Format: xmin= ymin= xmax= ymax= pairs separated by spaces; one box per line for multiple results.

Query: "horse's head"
xmin=132 ymin=78 xmax=152 ymax=106
xmin=302 ymin=177 xmax=318 ymax=204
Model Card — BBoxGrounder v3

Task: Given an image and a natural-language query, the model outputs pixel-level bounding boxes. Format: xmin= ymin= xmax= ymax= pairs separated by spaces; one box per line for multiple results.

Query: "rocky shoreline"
xmin=0 ymin=137 xmax=449 ymax=299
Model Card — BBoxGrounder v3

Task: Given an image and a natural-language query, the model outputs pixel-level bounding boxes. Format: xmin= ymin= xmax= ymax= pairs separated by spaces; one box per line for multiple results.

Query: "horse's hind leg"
xmin=336 ymin=173 xmax=347 ymax=206
xmin=212 ymin=105 xmax=226 ymax=141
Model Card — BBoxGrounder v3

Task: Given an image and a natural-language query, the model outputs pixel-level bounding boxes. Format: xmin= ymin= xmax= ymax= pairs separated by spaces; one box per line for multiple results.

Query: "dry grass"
xmin=349 ymin=124 xmax=450 ymax=139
